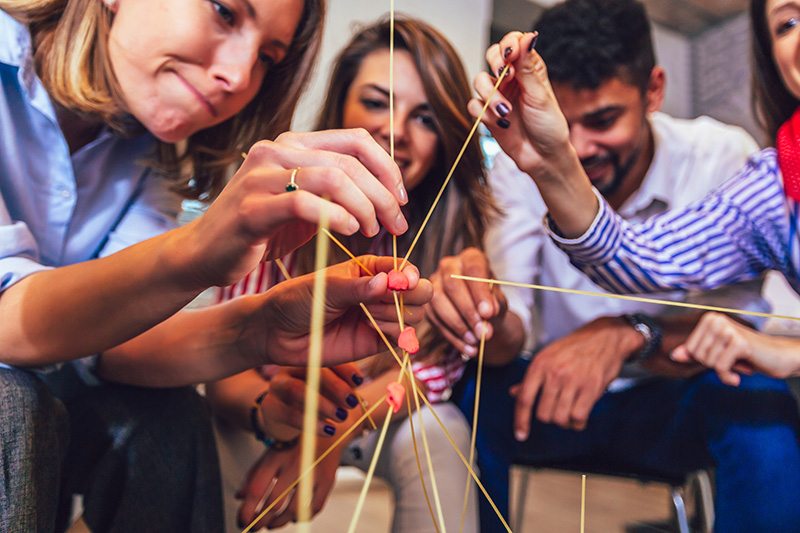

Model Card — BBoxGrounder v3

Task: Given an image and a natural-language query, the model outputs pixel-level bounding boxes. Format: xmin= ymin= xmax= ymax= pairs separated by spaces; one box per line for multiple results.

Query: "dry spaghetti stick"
xmin=400 ymin=64 xmax=510 ymax=270
xmin=581 ymin=474 xmax=586 ymax=533
xmin=452 ymin=274 xmax=800 ymax=323
xmin=354 ymin=308 xmax=512 ymax=531
xmin=460 ymin=319 xmax=488 ymax=533
xmin=321 ymin=228 xmax=375 ymax=276
xmin=296 ymin=211 xmax=331 ymax=528
xmin=274 ymin=257 xmax=291 ymax=281
xmin=240 ymin=395 xmax=388 ymax=533
xmin=347 ymin=351 xmax=411 ymax=533
xmin=404 ymin=368 xmax=441 ymax=533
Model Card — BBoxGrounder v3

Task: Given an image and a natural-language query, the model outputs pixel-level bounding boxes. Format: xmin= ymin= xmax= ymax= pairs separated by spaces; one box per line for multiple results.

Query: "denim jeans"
xmin=453 ymin=357 xmax=800 ymax=533
xmin=0 ymin=366 xmax=224 ymax=533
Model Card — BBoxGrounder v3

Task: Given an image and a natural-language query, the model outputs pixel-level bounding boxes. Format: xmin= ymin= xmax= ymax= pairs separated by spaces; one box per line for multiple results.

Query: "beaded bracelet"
xmin=250 ymin=389 xmax=272 ymax=445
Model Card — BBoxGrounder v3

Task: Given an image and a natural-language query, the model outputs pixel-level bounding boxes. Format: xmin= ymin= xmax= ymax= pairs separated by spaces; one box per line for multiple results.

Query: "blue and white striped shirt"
xmin=549 ymin=148 xmax=800 ymax=296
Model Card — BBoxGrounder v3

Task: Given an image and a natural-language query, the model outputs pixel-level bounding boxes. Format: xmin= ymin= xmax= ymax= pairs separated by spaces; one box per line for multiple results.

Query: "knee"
xmin=0 ymin=368 xmax=68 ymax=445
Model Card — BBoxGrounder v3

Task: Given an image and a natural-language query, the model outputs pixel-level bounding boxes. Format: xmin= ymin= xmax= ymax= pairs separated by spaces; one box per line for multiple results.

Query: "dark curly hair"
xmin=533 ymin=0 xmax=655 ymax=94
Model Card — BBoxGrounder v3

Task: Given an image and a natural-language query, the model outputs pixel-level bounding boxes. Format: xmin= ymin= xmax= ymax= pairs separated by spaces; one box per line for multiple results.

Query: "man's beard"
xmin=581 ymin=142 xmax=642 ymax=197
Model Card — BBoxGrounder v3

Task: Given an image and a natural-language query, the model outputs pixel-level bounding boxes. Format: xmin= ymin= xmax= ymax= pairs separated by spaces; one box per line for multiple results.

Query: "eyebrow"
xmin=583 ymin=105 xmax=624 ymax=121
xmin=361 ymin=84 xmax=432 ymax=110
xmin=241 ymin=0 xmax=292 ymax=53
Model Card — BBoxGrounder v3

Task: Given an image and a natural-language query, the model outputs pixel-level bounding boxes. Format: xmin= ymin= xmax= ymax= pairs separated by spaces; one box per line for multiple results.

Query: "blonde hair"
xmin=2 ymin=0 xmax=325 ymax=199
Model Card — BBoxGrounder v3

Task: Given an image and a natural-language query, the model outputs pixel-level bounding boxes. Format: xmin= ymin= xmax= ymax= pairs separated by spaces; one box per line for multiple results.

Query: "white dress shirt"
xmin=486 ymin=112 xmax=766 ymax=389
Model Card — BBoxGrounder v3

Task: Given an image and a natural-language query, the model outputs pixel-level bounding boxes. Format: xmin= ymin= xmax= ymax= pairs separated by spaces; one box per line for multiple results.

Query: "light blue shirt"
xmin=0 ymin=12 xmax=182 ymax=380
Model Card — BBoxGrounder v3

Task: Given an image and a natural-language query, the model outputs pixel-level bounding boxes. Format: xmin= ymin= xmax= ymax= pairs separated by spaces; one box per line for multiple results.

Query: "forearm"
xmin=0 ymin=228 xmax=202 ymax=367
xmin=525 ymin=144 xmax=599 ymax=239
xmin=97 ymin=299 xmax=258 ymax=386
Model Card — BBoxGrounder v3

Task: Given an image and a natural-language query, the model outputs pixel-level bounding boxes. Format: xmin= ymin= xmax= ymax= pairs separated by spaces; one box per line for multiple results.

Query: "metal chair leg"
xmin=694 ymin=470 xmax=715 ymax=532
xmin=671 ymin=487 xmax=690 ymax=533
xmin=513 ymin=468 xmax=532 ymax=532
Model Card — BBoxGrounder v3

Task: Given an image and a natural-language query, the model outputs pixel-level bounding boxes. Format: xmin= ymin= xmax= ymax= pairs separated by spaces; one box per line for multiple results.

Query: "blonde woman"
xmin=0 ymin=1 xmax=433 ymax=531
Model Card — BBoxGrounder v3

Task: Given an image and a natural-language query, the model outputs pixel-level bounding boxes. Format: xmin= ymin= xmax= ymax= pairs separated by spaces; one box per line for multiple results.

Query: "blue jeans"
xmin=452 ymin=358 xmax=800 ymax=533
xmin=0 ymin=366 xmax=224 ymax=533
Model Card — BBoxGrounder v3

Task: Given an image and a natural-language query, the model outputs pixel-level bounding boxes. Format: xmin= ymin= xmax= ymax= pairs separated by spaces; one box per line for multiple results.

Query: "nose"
xmin=569 ymin=125 xmax=599 ymax=161
xmin=380 ymin=109 xmax=408 ymax=144
xmin=210 ymin=42 xmax=257 ymax=93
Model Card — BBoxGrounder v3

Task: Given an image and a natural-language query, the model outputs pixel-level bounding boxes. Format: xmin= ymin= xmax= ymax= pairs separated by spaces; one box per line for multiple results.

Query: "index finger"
xmin=275 ymin=129 xmax=408 ymax=207
xmin=513 ymin=368 xmax=543 ymax=442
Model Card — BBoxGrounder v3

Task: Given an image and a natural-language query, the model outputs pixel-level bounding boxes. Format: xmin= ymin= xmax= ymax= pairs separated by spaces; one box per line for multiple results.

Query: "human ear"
xmin=645 ymin=66 xmax=666 ymax=113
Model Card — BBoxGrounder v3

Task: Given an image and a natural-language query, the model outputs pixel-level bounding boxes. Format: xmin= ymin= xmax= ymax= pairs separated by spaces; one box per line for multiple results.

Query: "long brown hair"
xmin=751 ymin=0 xmax=799 ymax=143
xmin=2 ymin=0 xmax=324 ymax=199
xmin=297 ymin=16 xmax=499 ymax=367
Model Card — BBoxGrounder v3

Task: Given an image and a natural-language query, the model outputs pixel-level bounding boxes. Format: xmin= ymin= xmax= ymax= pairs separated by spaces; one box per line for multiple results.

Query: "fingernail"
xmin=464 ymin=331 xmax=478 ymax=345
xmin=463 ymin=344 xmax=478 ymax=357
xmin=336 ymin=407 xmax=348 ymax=421
xmin=503 ymin=46 xmax=513 ymax=59
xmin=496 ymin=103 xmax=510 ymax=117
xmin=395 ymin=212 xmax=408 ymax=233
xmin=515 ymin=429 xmax=527 ymax=441
xmin=324 ymin=425 xmax=336 ymax=436
xmin=497 ymin=67 xmax=505 ymax=78
xmin=346 ymin=394 xmax=359 ymax=408
xmin=352 ymin=373 xmax=364 ymax=386
xmin=397 ymin=183 xmax=408 ymax=204
xmin=528 ymin=32 xmax=539 ymax=52
xmin=478 ymin=301 xmax=493 ymax=317
xmin=498 ymin=118 xmax=510 ymax=129
xmin=347 ymin=216 xmax=359 ymax=234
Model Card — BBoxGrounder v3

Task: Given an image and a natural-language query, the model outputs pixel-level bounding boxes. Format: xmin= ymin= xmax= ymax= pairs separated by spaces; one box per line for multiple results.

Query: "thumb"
xmin=670 ymin=345 xmax=693 ymax=363
xmin=323 ymin=271 xmax=389 ymax=311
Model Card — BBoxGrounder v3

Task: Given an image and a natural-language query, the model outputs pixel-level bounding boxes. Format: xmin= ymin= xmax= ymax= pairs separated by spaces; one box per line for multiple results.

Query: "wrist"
xmin=621 ymin=313 xmax=663 ymax=363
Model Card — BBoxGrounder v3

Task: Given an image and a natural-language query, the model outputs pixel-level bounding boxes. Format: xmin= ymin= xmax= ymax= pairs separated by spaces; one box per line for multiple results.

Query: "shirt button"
xmin=60 ymin=188 xmax=71 ymax=199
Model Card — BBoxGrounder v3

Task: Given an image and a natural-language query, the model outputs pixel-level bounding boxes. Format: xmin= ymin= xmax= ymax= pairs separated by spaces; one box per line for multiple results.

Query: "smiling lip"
xmin=174 ymin=72 xmax=217 ymax=117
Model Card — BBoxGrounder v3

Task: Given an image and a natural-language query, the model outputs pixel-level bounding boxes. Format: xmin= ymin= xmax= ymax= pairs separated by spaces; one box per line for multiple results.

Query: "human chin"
xmin=136 ymin=106 xmax=202 ymax=143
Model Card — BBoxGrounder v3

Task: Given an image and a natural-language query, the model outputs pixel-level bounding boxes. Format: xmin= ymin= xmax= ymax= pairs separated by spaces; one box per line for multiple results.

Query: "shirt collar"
xmin=618 ymin=112 xmax=672 ymax=217
xmin=0 ymin=11 xmax=57 ymax=123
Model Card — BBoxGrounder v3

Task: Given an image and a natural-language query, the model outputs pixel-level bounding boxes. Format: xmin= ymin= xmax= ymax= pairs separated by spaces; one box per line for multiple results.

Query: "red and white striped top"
xmin=214 ymin=233 xmax=464 ymax=403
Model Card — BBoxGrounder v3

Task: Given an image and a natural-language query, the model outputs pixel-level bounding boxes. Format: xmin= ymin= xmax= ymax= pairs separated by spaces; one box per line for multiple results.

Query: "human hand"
xmin=469 ymin=32 xmax=574 ymax=180
xmin=426 ymin=247 xmax=507 ymax=357
xmin=236 ymin=438 xmax=341 ymax=530
xmin=671 ymin=312 xmax=800 ymax=385
xmin=180 ymin=129 xmax=409 ymax=289
xmin=239 ymin=255 xmax=433 ymax=368
xmin=262 ymin=363 xmax=365 ymax=441
xmin=511 ymin=316 xmax=641 ymax=437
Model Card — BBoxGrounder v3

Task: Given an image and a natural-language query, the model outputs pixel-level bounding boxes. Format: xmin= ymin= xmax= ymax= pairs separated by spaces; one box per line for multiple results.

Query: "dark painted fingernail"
xmin=498 ymin=118 xmax=510 ymax=129
xmin=336 ymin=407 xmax=348 ymax=421
xmin=346 ymin=394 xmax=358 ymax=408
xmin=528 ymin=32 xmax=539 ymax=52
xmin=237 ymin=519 xmax=245 ymax=529
xmin=497 ymin=67 xmax=505 ymax=78
xmin=352 ymin=373 xmax=364 ymax=386
xmin=503 ymin=46 xmax=513 ymax=59
xmin=324 ymin=425 xmax=336 ymax=436
xmin=496 ymin=103 xmax=510 ymax=117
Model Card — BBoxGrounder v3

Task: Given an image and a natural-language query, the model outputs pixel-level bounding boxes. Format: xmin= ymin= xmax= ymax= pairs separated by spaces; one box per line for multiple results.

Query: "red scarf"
xmin=777 ymin=106 xmax=800 ymax=203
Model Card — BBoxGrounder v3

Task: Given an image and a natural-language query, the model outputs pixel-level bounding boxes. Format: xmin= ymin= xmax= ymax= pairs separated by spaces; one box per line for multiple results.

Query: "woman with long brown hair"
xmin=0 ymin=1 xmax=432 ymax=530
xmin=209 ymin=16 xmax=523 ymax=532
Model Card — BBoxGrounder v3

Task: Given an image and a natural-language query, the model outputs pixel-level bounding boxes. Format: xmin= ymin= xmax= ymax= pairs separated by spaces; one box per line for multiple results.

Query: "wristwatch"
xmin=622 ymin=313 xmax=663 ymax=362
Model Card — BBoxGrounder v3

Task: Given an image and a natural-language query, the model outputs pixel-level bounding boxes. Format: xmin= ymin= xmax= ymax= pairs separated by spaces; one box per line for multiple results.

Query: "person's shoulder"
xmin=0 ymin=11 xmax=29 ymax=68
xmin=652 ymin=112 xmax=758 ymax=152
